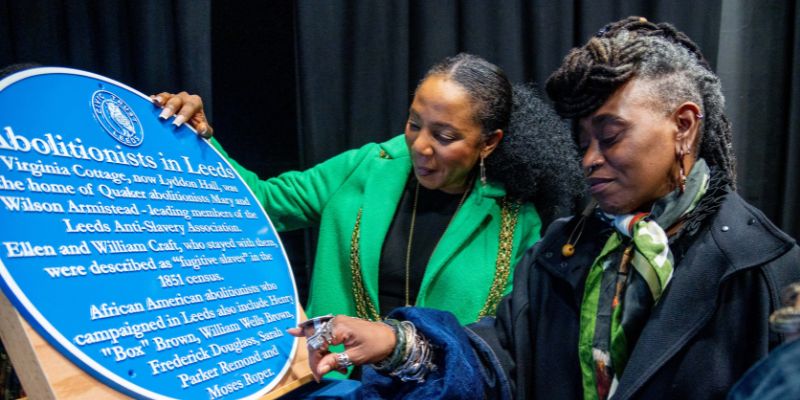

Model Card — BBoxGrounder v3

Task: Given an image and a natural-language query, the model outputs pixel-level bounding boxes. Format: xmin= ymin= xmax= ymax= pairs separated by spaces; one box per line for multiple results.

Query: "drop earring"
xmin=480 ymin=156 xmax=487 ymax=186
xmin=678 ymin=150 xmax=687 ymax=194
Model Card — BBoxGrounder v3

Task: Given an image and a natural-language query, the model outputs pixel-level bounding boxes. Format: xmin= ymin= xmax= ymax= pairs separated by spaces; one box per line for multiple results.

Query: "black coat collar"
xmin=535 ymin=192 xmax=796 ymax=399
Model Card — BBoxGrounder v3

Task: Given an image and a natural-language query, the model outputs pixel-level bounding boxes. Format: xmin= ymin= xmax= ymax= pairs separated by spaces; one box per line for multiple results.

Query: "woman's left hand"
xmin=288 ymin=315 xmax=396 ymax=381
xmin=150 ymin=91 xmax=214 ymax=138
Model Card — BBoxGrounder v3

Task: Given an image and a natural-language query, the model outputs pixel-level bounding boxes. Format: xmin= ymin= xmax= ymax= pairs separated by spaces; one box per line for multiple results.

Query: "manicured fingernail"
xmin=159 ymin=108 xmax=172 ymax=119
xmin=152 ymin=96 xmax=163 ymax=105
xmin=172 ymin=115 xmax=186 ymax=127
xmin=199 ymin=128 xmax=212 ymax=138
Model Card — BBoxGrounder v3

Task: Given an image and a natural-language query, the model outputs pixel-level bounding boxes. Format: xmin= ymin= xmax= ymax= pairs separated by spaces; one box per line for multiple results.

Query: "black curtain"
xmin=208 ymin=1 xmax=311 ymax=307
xmin=295 ymin=1 xmax=726 ymax=163
xmin=294 ymin=0 xmax=799 ymax=240
xmin=0 ymin=0 xmax=212 ymax=113
xmin=714 ymin=0 xmax=800 ymax=238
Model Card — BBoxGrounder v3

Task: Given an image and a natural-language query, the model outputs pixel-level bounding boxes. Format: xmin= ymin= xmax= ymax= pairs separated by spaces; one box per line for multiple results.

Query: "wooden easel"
xmin=0 ymin=291 xmax=313 ymax=399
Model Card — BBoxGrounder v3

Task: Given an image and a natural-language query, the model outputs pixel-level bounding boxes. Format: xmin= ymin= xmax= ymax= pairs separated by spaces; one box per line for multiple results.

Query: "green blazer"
xmin=212 ymin=135 xmax=542 ymax=324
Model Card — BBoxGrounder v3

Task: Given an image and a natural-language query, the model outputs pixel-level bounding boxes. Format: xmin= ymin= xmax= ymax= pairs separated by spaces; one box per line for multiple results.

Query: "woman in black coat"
xmin=291 ymin=17 xmax=800 ymax=400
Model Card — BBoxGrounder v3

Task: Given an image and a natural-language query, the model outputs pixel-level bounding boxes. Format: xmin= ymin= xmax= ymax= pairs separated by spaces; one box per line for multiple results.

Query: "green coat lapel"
xmin=418 ymin=180 xmax=506 ymax=302
xmin=358 ymin=147 xmax=410 ymax=313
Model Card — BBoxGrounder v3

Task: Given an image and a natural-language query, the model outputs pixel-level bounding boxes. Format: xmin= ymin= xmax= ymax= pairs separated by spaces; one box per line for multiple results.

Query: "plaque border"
xmin=0 ymin=67 xmax=302 ymax=399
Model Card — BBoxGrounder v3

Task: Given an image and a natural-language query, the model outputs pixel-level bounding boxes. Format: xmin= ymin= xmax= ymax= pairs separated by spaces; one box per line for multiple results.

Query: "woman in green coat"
xmin=154 ymin=53 xmax=582 ymax=324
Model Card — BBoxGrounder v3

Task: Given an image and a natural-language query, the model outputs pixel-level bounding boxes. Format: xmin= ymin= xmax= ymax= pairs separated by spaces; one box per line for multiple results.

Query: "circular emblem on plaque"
xmin=91 ymin=89 xmax=144 ymax=147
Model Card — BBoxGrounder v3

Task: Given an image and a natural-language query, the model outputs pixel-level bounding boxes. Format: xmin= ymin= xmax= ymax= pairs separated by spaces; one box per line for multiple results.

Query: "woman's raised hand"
xmin=288 ymin=315 xmax=396 ymax=381
xmin=150 ymin=91 xmax=214 ymax=138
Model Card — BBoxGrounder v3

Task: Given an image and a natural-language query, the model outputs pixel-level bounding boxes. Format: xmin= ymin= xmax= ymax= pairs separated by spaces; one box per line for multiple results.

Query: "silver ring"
xmin=316 ymin=320 xmax=335 ymax=345
xmin=307 ymin=333 xmax=327 ymax=351
xmin=299 ymin=314 xmax=334 ymax=333
xmin=300 ymin=315 xmax=335 ymax=351
xmin=336 ymin=352 xmax=353 ymax=368
xmin=307 ymin=321 xmax=334 ymax=351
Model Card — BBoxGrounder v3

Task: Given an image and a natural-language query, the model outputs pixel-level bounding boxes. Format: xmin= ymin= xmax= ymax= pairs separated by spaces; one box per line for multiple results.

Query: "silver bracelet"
xmin=387 ymin=321 xmax=436 ymax=383
xmin=371 ymin=319 xmax=405 ymax=371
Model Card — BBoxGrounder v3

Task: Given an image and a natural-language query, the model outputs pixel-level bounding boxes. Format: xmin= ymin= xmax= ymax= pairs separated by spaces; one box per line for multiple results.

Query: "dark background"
xmin=2 ymin=0 xmax=798 ymax=304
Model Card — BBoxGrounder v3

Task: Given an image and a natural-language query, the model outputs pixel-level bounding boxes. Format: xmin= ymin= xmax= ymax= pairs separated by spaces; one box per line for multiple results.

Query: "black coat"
xmin=468 ymin=192 xmax=800 ymax=399
xmin=361 ymin=192 xmax=800 ymax=399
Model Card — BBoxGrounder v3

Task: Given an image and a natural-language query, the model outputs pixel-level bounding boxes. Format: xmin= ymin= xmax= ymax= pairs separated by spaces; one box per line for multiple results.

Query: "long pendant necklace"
xmin=404 ymin=178 xmax=473 ymax=306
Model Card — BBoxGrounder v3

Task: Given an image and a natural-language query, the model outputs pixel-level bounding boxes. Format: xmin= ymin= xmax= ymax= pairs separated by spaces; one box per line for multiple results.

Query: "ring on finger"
xmin=311 ymin=320 xmax=335 ymax=348
xmin=307 ymin=327 xmax=332 ymax=350
xmin=307 ymin=334 xmax=327 ymax=351
xmin=336 ymin=352 xmax=353 ymax=368
xmin=320 ymin=320 xmax=335 ymax=344
xmin=301 ymin=315 xmax=335 ymax=351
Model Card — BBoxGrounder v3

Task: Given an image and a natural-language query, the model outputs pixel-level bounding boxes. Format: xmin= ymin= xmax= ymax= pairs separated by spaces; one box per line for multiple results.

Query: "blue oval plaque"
xmin=0 ymin=67 xmax=300 ymax=399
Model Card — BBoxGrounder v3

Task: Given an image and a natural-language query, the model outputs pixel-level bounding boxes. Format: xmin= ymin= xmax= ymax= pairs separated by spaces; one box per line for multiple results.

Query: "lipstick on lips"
xmin=415 ymin=166 xmax=434 ymax=176
xmin=587 ymin=177 xmax=612 ymax=194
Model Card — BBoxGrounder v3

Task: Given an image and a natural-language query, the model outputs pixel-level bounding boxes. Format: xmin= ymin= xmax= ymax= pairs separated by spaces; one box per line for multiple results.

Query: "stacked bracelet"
xmin=370 ymin=319 xmax=436 ymax=383
xmin=372 ymin=319 xmax=405 ymax=371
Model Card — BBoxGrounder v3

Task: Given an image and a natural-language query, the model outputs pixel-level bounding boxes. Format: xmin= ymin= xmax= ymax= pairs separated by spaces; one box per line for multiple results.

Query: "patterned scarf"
xmin=578 ymin=159 xmax=710 ymax=400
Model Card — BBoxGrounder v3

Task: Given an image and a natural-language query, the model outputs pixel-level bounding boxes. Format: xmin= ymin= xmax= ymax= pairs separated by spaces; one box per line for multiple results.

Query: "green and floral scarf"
xmin=578 ymin=158 xmax=710 ymax=400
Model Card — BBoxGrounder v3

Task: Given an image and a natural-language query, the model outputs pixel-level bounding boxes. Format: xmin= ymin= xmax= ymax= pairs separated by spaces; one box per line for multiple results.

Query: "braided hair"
xmin=546 ymin=16 xmax=736 ymax=186
xmin=422 ymin=54 xmax=584 ymax=222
